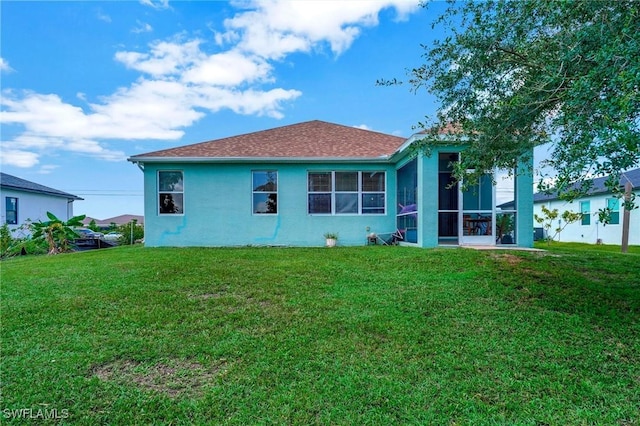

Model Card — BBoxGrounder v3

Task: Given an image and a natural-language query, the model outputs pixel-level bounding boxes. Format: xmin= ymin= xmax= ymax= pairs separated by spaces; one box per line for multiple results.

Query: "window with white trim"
xmin=5 ymin=197 xmax=18 ymax=225
xmin=580 ymin=201 xmax=590 ymax=225
xmin=253 ymin=171 xmax=278 ymax=214
xmin=361 ymin=171 xmax=386 ymax=214
xmin=308 ymin=171 xmax=385 ymax=215
xmin=158 ymin=171 xmax=184 ymax=215
xmin=606 ymin=198 xmax=620 ymax=225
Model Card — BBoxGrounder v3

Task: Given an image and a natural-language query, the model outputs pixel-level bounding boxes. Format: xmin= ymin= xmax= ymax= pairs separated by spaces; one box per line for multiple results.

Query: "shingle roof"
xmin=129 ymin=120 xmax=406 ymax=161
xmin=0 ymin=173 xmax=82 ymax=200
xmin=534 ymin=167 xmax=640 ymax=203
xmin=82 ymin=214 xmax=144 ymax=226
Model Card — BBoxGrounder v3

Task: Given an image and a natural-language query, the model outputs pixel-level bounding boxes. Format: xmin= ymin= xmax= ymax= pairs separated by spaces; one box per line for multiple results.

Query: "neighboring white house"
xmin=0 ymin=173 xmax=83 ymax=234
xmin=533 ymin=168 xmax=640 ymax=245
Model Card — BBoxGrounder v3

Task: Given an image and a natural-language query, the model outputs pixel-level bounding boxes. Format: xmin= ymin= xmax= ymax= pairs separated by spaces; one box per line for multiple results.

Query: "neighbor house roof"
xmin=83 ymin=214 xmax=144 ymax=227
xmin=128 ymin=120 xmax=407 ymax=163
xmin=0 ymin=173 xmax=83 ymax=200
xmin=534 ymin=168 xmax=640 ymax=203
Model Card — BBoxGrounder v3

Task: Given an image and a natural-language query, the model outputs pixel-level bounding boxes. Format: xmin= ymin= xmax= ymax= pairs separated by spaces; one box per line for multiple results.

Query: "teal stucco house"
xmin=128 ymin=120 xmax=533 ymax=248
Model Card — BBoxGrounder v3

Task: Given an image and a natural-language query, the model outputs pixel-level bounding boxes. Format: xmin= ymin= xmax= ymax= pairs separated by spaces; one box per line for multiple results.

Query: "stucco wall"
xmin=534 ymin=192 xmax=640 ymax=246
xmin=515 ymin=157 xmax=534 ymax=248
xmin=140 ymin=149 xmax=534 ymax=248
xmin=142 ymin=162 xmax=398 ymax=247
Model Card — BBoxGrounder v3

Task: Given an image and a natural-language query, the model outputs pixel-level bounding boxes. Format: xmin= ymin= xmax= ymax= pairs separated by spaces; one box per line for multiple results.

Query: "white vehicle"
xmin=103 ymin=232 xmax=123 ymax=242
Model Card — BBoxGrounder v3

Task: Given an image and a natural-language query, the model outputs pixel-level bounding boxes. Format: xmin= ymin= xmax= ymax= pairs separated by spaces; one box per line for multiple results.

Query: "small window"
xmin=580 ymin=201 xmax=590 ymax=226
xmin=253 ymin=171 xmax=278 ymax=214
xmin=308 ymin=172 xmax=332 ymax=214
xmin=5 ymin=197 xmax=18 ymax=225
xmin=158 ymin=171 xmax=184 ymax=214
xmin=362 ymin=172 xmax=385 ymax=214
xmin=607 ymin=198 xmax=620 ymax=225
xmin=335 ymin=172 xmax=358 ymax=214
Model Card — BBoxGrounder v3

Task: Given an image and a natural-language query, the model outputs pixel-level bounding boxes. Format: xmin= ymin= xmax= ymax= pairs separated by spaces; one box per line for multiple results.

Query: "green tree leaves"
xmin=402 ymin=0 xmax=639 ymax=205
xmin=31 ymin=212 xmax=86 ymax=254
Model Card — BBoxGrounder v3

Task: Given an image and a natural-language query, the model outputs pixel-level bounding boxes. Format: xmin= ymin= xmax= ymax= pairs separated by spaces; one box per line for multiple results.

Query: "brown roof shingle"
xmin=130 ymin=120 xmax=406 ymax=160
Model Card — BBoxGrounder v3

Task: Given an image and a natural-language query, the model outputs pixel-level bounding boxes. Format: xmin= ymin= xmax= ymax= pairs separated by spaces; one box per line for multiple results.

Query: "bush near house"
xmin=0 ymin=223 xmax=48 ymax=258
xmin=1 ymin=245 xmax=638 ymax=424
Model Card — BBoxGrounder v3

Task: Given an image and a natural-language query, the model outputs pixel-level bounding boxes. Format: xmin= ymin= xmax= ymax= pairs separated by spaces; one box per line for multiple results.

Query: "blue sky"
xmin=1 ymin=1 xmax=543 ymax=218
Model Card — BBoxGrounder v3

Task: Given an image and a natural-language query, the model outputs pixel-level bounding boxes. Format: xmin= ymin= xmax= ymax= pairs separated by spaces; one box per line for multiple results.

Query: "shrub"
xmin=115 ymin=220 xmax=144 ymax=245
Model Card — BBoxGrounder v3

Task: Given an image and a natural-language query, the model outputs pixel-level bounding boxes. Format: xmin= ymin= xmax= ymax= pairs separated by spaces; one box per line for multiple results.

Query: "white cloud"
xmin=1 ymin=90 xmax=189 ymax=141
xmin=132 ymin=20 xmax=153 ymax=34
xmin=1 ymin=134 xmax=126 ymax=166
xmin=96 ymin=10 xmax=112 ymax=23
xmin=90 ymin=79 xmax=202 ymax=139
xmin=182 ymin=51 xmax=272 ymax=86
xmin=0 ymin=57 xmax=14 ymax=73
xmin=0 ymin=149 xmax=39 ymax=168
xmin=115 ymin=39 xmax=203 ymax=77
xmin=37 ymin=165 xmax=60 ymax=175
xmin=0 ymin=0 xmax=419 ymax=167
xmin=353 ymin=124 xmax=373 ymax=131
xmin=216 ymin=0 xmax=419 ymax=59
xmin=140 ymin=0 xmax=170 ymax=10
xmin=194 ymin=86 xmax=302 ymax=119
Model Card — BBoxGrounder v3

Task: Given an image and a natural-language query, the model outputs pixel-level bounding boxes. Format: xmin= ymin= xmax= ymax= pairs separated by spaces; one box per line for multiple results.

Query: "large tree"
xmin=386 ymin=0 xmax=639 ymax=210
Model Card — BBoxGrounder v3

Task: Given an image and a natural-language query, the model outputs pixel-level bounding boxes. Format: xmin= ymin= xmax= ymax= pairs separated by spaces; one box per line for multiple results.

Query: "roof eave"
xmin=127 ymin=155 xmax=394 ymax=164
xmin=533 ymin=186 xmax=640 ymax=203
xmin=389 ymin=133 xmax=469 ymax=160
xmin=0 ymin=184 xmax=83 ymax=201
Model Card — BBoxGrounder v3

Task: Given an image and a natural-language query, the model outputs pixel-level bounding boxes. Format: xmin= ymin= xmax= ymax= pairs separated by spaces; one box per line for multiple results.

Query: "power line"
xmin=63 ymin=189 xmax=143 ymax=196
xmin=74 ymin=193 xmax=143 ymax=197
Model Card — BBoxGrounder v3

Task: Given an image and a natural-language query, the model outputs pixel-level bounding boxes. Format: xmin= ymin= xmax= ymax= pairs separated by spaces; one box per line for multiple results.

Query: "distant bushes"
xmin=0 ymin=216 xmax=144 ymax=259
xmin=113 ymin=219 xmax=145 ymax=245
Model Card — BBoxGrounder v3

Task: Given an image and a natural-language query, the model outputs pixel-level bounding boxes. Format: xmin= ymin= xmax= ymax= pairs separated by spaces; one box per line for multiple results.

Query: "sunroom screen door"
xmin=460 ymin=173 xmax=494 ymax=245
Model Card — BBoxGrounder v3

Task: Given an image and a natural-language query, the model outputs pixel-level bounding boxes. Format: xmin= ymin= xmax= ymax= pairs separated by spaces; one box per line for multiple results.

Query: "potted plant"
xmin=324 ymin=232 xmax=338 ymax=247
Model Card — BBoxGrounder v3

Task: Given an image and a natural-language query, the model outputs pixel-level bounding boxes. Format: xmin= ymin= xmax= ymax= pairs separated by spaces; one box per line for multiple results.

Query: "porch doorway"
xmin=460 ymin=172 xmax=494 ymax=245
xmin=438 ymin=153 xmax=460 ymax=245
xmin=397 ymin=158 xmax=418 ymax=243
xmin=437 ymin=153 xmax=517 ymax=246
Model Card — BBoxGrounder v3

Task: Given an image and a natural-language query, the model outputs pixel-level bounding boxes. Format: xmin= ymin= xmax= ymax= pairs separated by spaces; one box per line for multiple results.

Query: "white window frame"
xmin=252 ymin=170 xmax=278 ymax=215
xmin=307 ymin=171 xmax=386 ymax=215
xmin=606 ymin=197 xmax=620 ymax=225
xmin=5 ymin=197 xmax=18 ymax=225
xmin=158 ymin=170 xmax=184 ymax=215
xmin=580 ymin=200 xmax=590 ymax=226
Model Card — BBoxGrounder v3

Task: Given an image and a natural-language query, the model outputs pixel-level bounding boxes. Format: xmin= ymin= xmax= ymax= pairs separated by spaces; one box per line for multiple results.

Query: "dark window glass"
xmin=362 ymin=172 xmax=385 ymax=191
xmin=308 ymin=173 xmax=332 ymax=192
xmin=158 ymin=171 xmax=184 ymax=215
xmin=309 ymin=194 xmax=331 ymax=214
xmin=5 ymin=197 xmax=18 ymax=225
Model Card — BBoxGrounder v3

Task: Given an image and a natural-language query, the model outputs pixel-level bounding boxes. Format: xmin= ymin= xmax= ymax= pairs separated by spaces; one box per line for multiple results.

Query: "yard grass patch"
xmin=1 ymin=245 xmax=639 ymax=424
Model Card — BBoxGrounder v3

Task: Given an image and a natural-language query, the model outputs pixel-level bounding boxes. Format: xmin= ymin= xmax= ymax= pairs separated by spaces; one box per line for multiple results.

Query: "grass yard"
xmin=1 ymin=244 xmax=639 ymax=424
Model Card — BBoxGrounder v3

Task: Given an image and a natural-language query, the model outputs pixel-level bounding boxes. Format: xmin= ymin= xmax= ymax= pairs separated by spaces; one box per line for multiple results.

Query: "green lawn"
xmin=1 ymin=245 xmax=639 ymax=424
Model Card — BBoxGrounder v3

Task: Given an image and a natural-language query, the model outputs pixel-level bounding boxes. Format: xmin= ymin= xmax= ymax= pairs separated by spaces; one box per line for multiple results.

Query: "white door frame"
xmin=459 ymin=171 xmax=495 ymax=246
